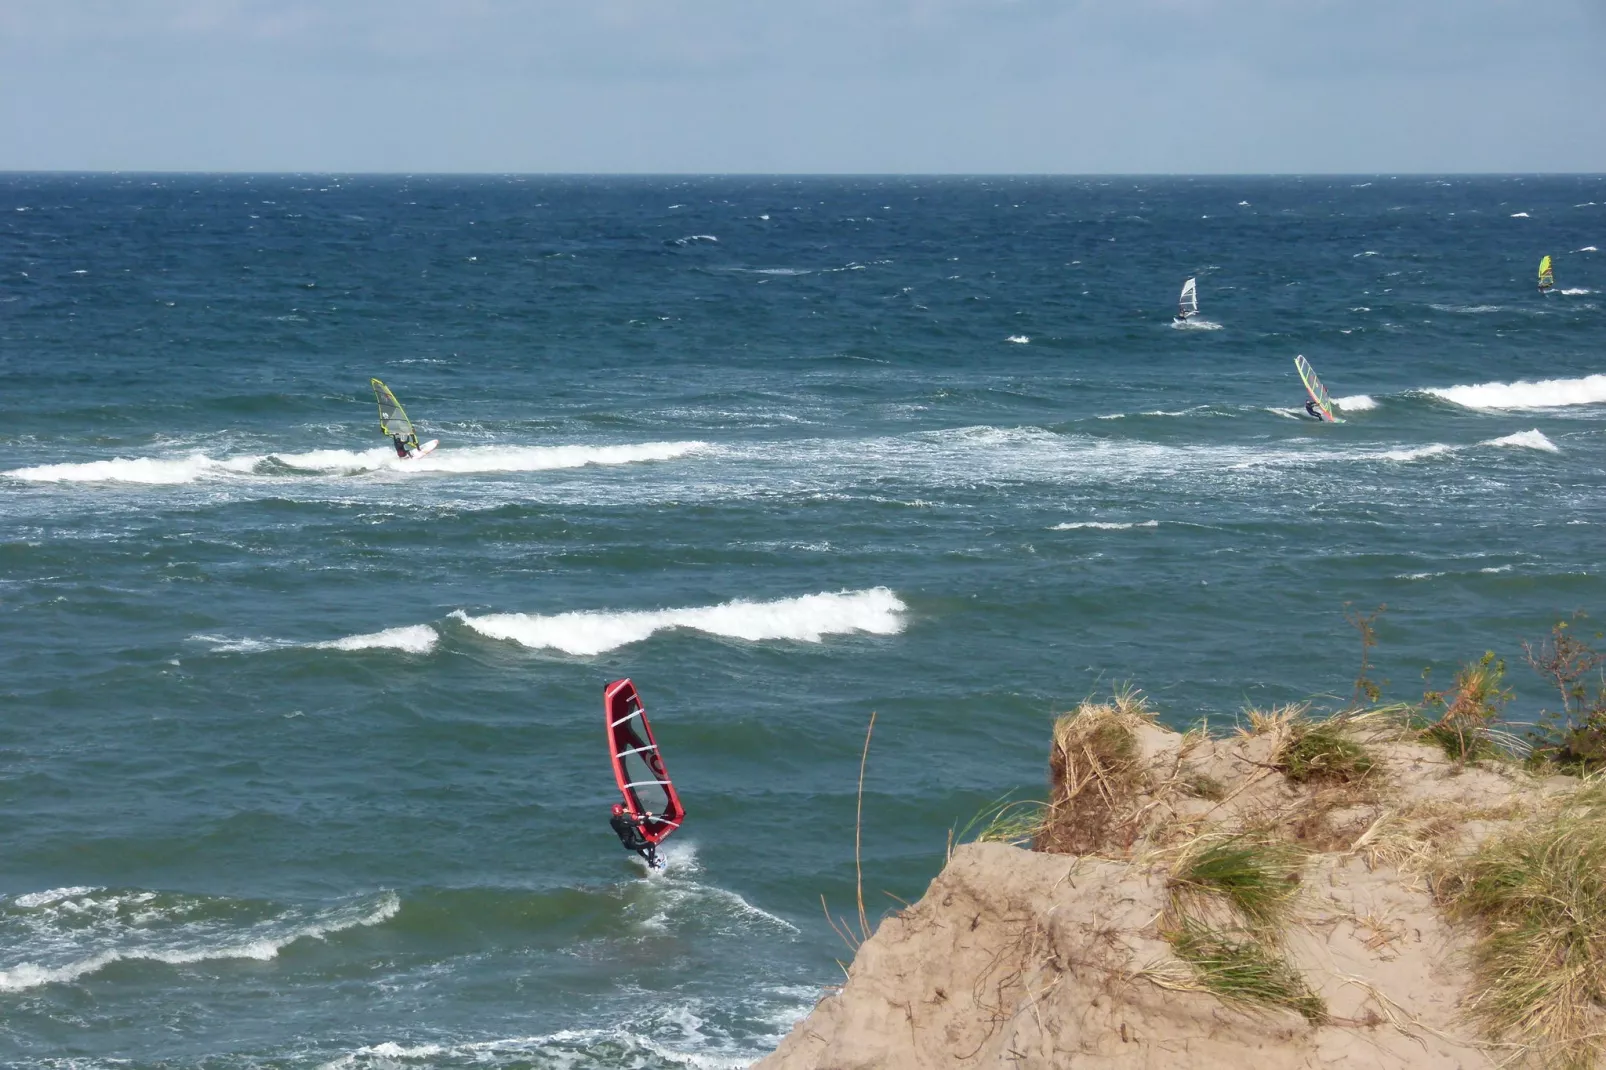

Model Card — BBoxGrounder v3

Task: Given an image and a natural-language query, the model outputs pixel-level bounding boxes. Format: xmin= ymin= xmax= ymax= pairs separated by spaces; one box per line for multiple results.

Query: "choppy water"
xmin=1 ymin=173 xmax=1603 ymax=1067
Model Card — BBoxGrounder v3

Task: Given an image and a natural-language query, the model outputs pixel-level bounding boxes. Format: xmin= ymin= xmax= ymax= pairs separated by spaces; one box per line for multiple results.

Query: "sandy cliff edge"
xmin=756 ymin=709 xmax=1579 ymax=1069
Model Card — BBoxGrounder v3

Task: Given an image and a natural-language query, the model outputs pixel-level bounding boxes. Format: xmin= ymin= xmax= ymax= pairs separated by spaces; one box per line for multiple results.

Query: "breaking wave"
xmin=1333 ymin=394 xmax=1377 ymax=412
xmin=193 ymin=625 xmax=438 ymax=655
xmin=1051 ymin=520 xmax=1159 ymax=531
xmin=1006 ymin=335 xmax=1030 ymax=344
xmin=452 ymin=587 xmax=906 ymax=656
xmin=6 ymin=442 xmax=708 ymax=484
xmin=309 ymin=625 xmax=439 ymax=653
xmin=1559 ymin=288 xmax=1592 ymax=295
xmin=6 ymin=453 xmax=258 ymax=484
xmin=1382 ymin=444 xmax=1457 ymax=462
xmin=1425 ymin=374 xmax=1606 ymax=410
xmin=1170 ymin=317 xmax=1222 ymax=330
xmin=1484 ymin=429 xmax=1559 ymax=452
xmin=0 ymin=887 xmax=399 ymax=992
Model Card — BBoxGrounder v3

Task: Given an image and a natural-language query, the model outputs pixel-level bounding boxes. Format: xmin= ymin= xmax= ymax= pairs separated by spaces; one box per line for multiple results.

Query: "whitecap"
xmin=1005 ymin=335 xmax=1030 ymax=344
xmin=1382 ymin=444 xmax=1457 ymax=462
xmin=1483 ymin=429 xmax=1559 ymax=453
xmin=452 ymin=588 xmax=906 ymax=657
xmin=1333 ymin=394 xmax=1377 ymax=412
xmin=1510 ymin=212 xmax=1530 ymax=218
xmin=1427 ymin=373 xmax=1606 ymax=410
xmin=309 ymin=625 xmax=438 ymax=654
xmin=1560 ymin=287 xmax=1592 ymax=295
xmin=1051 ymin=520 xmax=1159 ymax=531
xmin=1170 ymin=317 xmax=1222 ymax=331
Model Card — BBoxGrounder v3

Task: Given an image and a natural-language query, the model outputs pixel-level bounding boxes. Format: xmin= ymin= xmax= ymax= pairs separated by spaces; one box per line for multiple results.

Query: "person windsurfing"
xmin=610 ymin=803 xmax=660 ymax=869
xmin=392 ymin=433 xmax=412 ymax=459
xmin=1304 ymin=399 xmax=1324 ymax=421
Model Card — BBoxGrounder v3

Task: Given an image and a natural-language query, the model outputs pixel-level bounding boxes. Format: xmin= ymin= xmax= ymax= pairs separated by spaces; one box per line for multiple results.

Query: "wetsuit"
xmin=393 ymin=435 xmax=411 ymax=458
xmin=1305 ymin=400 xmax=1324 ymax=421
xmin=610 ymin=811 xmax=659 ymax=867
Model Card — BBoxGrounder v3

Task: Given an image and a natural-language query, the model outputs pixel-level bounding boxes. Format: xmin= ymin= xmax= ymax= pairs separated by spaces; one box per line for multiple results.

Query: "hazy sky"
xmin=2 ymin=0 xmax=1602 ymax=173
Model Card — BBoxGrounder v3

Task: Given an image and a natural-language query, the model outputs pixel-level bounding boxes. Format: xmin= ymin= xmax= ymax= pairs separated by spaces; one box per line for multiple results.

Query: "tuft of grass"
xmin=1166 ymin=919 xmax=1327 ymax=1024
xmin=953 ymin=795 xmax=1046 ymax=849
xmin=1033 ymin=689 xmax=1153 ymax=857
xmin=1171 ymin=835 xmax=1305 ymax=933
xmin=1276 ymin=721 xmax=1376 ymax=785
xmin=1438 ymin=785 xmax=1606 ymax=1068
xmin=1184 ymin=772 xmax=1227 ymax=801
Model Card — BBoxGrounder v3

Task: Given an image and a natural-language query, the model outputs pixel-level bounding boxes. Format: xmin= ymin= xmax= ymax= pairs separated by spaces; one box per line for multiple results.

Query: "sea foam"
xmin=7 ymin=442 xmax=708 ymax=485
xmin=0 ymin=888 xmax=399 ymax=992
xmin=452 ymin=587 xmax=906 ymax=656
xmin=1426 ymin=373 xmax=1606 ymax=410
xmin=1333 ymin=394 xmax=1377 ymax=411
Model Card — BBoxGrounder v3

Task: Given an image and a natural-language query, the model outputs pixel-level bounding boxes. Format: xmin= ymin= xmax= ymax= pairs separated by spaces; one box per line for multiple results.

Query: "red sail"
xmin=604 ymin=679 xmax=685 ymax=846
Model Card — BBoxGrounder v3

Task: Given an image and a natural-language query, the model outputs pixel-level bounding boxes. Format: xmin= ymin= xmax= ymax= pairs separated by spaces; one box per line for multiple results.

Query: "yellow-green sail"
xmin=1538 ymin=255 xmax=1554 ymax=291
xmin=1294 ymin=355 xmax=1343 ymax=423
xmin=370 ymin=378 xmax=420 ymax=450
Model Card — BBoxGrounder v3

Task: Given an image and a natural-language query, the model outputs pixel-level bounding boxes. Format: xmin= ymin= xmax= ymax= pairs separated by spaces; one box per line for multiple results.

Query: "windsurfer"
xmin=611 ymin=803 xmax=660 ymax=868
xmin=392 ymin=434 xmax=412 ymax=459
xmin=1304 ymin=400 xmax=1324 ymax=421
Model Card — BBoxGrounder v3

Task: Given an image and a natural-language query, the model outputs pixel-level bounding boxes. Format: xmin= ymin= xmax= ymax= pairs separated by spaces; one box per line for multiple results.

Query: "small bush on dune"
xmin=1420 ymin=651 xmax=1513 ymax=763
xmin=1526 ymin=616 xmax=1606 ymax=773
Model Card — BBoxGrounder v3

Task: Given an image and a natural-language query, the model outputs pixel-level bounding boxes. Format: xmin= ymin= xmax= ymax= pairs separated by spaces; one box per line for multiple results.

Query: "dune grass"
xmin=1034 ymin=687 xmax=1152 ymax=857
xmin=1170 ymin=834 xmax=1305 ymax=934
xmin=1276 ymin=720 xmax=1376 ymax=785
xmin=1439 ymin=784 xmax=1606 ymax=1068
xmin=1166 ymin=919 xmax=1327 ymax=1024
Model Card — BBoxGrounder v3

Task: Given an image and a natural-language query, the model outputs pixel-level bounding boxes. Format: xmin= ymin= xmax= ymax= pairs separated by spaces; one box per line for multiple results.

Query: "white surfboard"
xmin=410 ymin=439 xmax=439 ymax=459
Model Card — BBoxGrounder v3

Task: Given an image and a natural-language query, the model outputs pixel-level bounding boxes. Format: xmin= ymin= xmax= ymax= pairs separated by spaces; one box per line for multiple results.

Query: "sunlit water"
xmin=1 ymin=174 xmax=1603 ymax=1067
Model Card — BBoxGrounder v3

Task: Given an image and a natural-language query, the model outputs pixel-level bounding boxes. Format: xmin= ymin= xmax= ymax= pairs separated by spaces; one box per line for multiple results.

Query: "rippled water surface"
xmin=1 ymin=174 xmax=1603 ymax=1067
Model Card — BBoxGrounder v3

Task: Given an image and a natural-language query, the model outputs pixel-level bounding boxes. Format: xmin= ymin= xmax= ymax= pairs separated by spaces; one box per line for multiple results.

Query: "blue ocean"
xmin=1 ymin=174 xmax=1602 ymax=1068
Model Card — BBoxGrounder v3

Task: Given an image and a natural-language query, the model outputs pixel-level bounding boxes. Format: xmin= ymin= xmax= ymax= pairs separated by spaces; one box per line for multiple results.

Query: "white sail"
xmin=1179 ymin=277 xmax=1198 ymax=317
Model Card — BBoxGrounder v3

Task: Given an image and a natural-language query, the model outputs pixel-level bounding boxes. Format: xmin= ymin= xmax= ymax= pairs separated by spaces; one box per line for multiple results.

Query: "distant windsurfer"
xmin=611 ymin=803 xmax=660 ymax=868
xmin=1304 ymin=400 xmax=1324 ymax=421
xmin=392 ymin=434 xmax=412 ymax=459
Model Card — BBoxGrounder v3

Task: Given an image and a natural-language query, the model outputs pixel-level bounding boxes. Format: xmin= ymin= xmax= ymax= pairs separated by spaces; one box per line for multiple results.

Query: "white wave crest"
xmin=1579 ymin=246 xmax=1599 ymax=253
xmin=0 ymin=889 xmax=398 ymax=992
xmin=310 ymin=625 xmax=438 ymax=654
xmin=1382 ymin=444 xmax=1457 ymax=462
xmin=1560 ymin=287 xmax=1592 ymax=295
xmin=281 ymin=441 xmax=709 ymax=475
xmin=7 ymin=453 xmax=258 ymax=484
xmin=1483 ymin=429 xmax=1559 ymax=452
xmin=1333 ymin=394 xmax=1377 ymax=411
xmin=452 ymin=587 xmax=906 ymax=656
xmin=7 ymin=442 xmax=708 ymax=485
xmin=1427 ymin=374 xmax=1606 ymax=410
xmin=1006 ymin=335 xmax=1030 ymax=344
xmin=1170 ymin=317 xmax=1223 ymax=330
xmin=1511 ymin=212 xmax=1530 ymax=218
xmin=1430 ymin=303 xmax=1502 ymax=313
xmin=193 ymin=625 xmax=438 ymax=655
xmin=1051 ymin=520 xmax=1159 ymax=531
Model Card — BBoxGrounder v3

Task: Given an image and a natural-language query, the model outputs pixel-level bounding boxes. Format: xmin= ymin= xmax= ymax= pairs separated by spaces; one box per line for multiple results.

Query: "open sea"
xmin=1 ymin=173 xmax=1603 ymax=1068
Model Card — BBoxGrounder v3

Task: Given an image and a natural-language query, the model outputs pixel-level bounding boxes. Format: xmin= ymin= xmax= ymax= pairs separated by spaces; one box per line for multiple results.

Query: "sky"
xmin=1 ymin=0 xmax=1603 ymax=173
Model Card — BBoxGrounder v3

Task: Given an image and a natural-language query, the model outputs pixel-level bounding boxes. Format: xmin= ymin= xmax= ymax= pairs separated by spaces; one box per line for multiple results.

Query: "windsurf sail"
xmin=1294 ymin=355 xmax=1343 ymax=423
xmin=1538 ymin=255 xmax=1555 ymax=292
xmin=605 ymin=679 xmax=685 ymax=846
xmin=1178 ymin=277 xmax=1198 ymax=318
xmin=370 ymin=378 xmax=420 ymax=452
